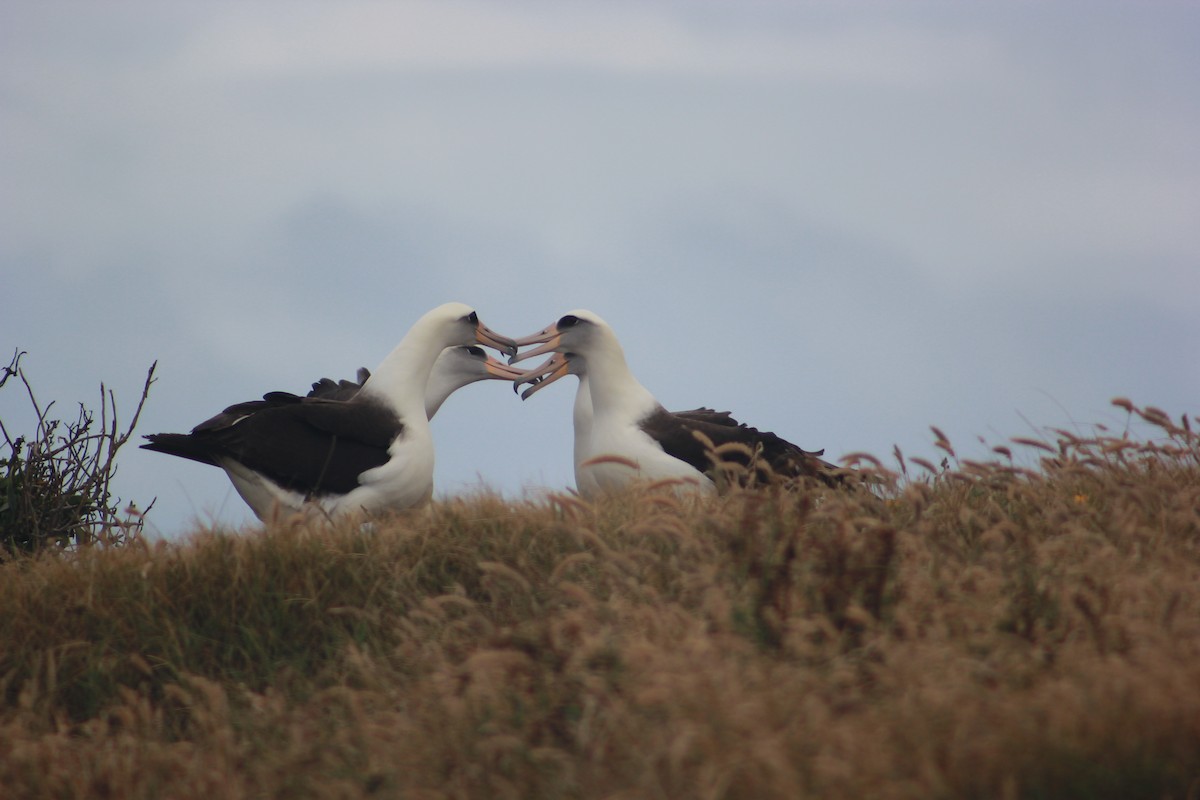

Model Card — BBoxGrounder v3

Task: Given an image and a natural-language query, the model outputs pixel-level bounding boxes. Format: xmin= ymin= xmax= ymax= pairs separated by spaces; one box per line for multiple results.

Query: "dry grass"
xmin=1 ymin=401 xmax=1198 ymax=799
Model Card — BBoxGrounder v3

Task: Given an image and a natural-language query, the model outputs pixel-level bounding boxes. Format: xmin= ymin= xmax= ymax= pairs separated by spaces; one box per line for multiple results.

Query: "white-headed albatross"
xmin=509 ymin=310 xmax=843 ymax=497
xmin=142 ymin=303 xmax=519 ymax=520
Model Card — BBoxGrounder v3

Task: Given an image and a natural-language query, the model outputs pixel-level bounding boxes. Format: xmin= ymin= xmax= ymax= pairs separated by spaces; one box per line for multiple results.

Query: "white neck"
xmin=423 ymin=371 xmax=456 ymax=419
xmin=423 ymin=362 xmax=484 ymax=419
xmin=362 ymin=320 xmax=453 ymax=420
xmin=573 ymin=373 xmax=593 ymax=437
xmin=580 ymin=332 xmax=658 ymax=421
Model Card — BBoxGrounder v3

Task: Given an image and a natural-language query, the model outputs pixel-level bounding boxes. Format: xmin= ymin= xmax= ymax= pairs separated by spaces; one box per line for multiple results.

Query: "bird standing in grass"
xmin=510 ymin=310 xmax=843 ymax=497
xmin=142 ymin=303 xmax=518 ymax=520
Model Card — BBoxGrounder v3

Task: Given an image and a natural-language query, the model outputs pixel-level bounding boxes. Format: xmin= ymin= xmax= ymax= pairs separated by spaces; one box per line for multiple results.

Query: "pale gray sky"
xmin=3 ymin=2 xmax=1197 ymax=537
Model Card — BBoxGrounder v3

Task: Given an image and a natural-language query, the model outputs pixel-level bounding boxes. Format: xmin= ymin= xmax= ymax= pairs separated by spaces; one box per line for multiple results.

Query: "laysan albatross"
xmin=509 ymin=310 xmax=843 ymax=497
xmin=142 ymin=303 xmax=518 ymax=520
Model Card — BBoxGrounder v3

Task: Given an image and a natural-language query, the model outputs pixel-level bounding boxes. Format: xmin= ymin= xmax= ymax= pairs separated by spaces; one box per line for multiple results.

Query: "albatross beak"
xmin=483 ymin=357 xmax=528 ymax=381
xmin=512 ymin=353 xmax=571 ymax=400
xmin=475 ymin=321 xmax=519 ymax=358
xmin=508 ymin=323 xmax=561 ymax=365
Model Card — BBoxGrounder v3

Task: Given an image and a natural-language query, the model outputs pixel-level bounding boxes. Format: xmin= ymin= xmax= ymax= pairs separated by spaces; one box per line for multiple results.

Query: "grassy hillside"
xmin=2 ymin=402 xmax=1198 ymax=799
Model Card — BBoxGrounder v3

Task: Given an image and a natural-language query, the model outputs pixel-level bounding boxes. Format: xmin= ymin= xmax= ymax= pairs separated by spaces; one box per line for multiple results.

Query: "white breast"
xmin=572 ymin=374 xmax=602 ymax=497
xmin=581 ymin=409 xmax=712 ymax=498
xmin=342 ymin=425 xmax=435 ymax=512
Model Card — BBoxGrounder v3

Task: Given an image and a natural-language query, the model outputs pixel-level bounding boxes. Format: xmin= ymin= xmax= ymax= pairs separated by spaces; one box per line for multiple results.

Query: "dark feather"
xmin=672 ymin=407 xmax=739 ymax=428
xmin=141 ymin=390 xmax=401 ymax=497
xmin=308 ymin=367 xmax=370 ymax=401
xmin=639 ymin=406 xmax=842 ymax=486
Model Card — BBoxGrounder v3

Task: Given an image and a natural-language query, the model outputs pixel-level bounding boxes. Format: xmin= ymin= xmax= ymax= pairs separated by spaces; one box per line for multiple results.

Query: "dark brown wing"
xmin=141 ymin=394 xmax=401 ymax=496
xmin=672 ymin=407 xmax=738 ymax=427
xmin=308 ymin=367 xmax=370 ymax=401
xmin=640 ymin=406 xmax=844 ymax=486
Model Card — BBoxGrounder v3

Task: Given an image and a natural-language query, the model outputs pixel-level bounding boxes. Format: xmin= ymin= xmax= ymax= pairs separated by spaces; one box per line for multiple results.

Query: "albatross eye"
xmin=466 ymin=311 xmax=479 ymax=324
xmin=558 ymin=314 xmax=580 ymax=328
xmin=465 ymin=346 xmax=486 ymax=358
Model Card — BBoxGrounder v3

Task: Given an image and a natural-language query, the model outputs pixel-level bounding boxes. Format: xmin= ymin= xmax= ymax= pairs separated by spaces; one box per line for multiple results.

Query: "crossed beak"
xmin=508 ymin=323 xmax=561 ymax=365
xmin=511 ymin=353 xmax=571 ymax=400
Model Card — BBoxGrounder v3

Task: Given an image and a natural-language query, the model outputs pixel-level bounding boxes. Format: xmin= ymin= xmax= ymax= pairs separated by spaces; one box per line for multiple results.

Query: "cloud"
xmin=1 ymin=2 xmax=1196 ymax=536
xmin=172 ymin=2 xmax=1003 ymax=88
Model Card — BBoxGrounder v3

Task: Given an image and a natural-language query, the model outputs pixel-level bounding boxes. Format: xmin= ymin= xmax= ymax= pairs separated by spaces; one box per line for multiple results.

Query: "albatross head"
xmin=507 ymin=310 xmax=615 ymax=399
xmin=437 ymin=345 xmax=528 ymax=382
xmin=420 ymin=302 xmax=519 ymax=357
xmin=424 ymin=345 xmax=527 ymax=417
xmin=508 ymin=310 xmax=611 ymax=360
xmin=360 ymin=303 xmax=518 ymax=410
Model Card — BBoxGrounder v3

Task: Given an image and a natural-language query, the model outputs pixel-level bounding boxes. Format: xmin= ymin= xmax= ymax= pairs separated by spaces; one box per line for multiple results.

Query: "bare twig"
xmin=1 ymin=354 xmax=157 ymax=556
